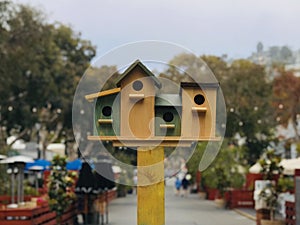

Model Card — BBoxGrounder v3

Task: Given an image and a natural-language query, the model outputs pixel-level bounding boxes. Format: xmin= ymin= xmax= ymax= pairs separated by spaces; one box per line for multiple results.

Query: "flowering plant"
xmin=259 ymin=183 xmax=278 ymax=220
xmin=48 ymin=155 xmax=77 ymax=221
xmin=258 ymin=149 xmax=283 ymax=221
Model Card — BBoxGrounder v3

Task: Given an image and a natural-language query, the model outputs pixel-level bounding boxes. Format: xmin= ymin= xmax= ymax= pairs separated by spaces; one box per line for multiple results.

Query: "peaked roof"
xmin=115 ymin=60 xmax=162 ymax=88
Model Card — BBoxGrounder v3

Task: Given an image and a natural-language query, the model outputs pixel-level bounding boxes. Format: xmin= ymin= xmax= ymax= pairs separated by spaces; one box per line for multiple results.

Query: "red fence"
xmin=285 ymin=201 xmax=295 ymax=225
xmin=0 ymin=203 xmax=77 ymax=225
xmin=0 ymin=203 xmax=56 ymax=225
xmin=0 ymin=196 xmax=35 ymax=207
xmin=206 ymin=188 xmax=218 ymax=200
xmin=206 ymin=188 xmax=254 ymax=209
xmin=0 ymin=189 xmax=117 ymax=225
xmin=225 ymin=190 xmax=254 ymax=209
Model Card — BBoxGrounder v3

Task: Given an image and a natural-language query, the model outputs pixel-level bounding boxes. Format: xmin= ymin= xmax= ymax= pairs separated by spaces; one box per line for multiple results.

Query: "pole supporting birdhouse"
xmin=137 ymin=146 xmax=165 ymax=225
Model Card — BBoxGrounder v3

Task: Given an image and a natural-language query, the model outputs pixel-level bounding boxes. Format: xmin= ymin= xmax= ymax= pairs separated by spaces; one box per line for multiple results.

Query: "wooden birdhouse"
xmin=115 ymin=60 xmax=161 ymax=139
xmin=155 ymin=94 xmax=181 ymax=136
xmin=86 ymin=60 xmax=219 ymax=147
xmin=85 ymin=88 xmax=121 ymax=137
xmin=180 ymin=82 xmax=218 ymax=140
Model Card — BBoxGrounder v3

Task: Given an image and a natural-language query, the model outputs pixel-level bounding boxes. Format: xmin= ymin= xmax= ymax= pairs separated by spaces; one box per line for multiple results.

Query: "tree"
xmin=201 ymin=142 xmax=246 ymax=195
xmin=224 ymin=59 xmax=274 ymax=163
xmin=160 ymin=53 xmax=219 ymax=85
xmin=0 ymin=2 xmax=96 ymax=156
xmin=162 ymin=54 xmax=274 ymax=163
xmin=200 ymin=55 xmax=229 ymax=84
xmin=273 ymin=70 xmax=300 ymax=141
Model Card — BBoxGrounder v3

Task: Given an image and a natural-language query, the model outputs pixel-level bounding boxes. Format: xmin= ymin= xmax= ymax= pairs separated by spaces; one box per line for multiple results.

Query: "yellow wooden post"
xmin=137 ymin=146 xmax=165 ymax=225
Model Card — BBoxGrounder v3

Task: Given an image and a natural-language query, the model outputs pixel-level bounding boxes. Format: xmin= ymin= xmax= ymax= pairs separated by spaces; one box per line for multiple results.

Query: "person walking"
xmin=181 ymin=175 xmax=189 ymax=197
xmin=174 ymin=177 xmax=181 ymax=196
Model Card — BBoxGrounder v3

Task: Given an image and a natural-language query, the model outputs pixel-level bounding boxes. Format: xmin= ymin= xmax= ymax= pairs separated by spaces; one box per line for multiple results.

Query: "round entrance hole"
xmin=102 ymin=106 xmax=112 ymax=117
xmin=194 ymin=94 xmax=205 ymax=105
xmin=132 ymin=80 xmax=143 ymax=91
xmin=163 ymin=112 xmax=174 ymax=122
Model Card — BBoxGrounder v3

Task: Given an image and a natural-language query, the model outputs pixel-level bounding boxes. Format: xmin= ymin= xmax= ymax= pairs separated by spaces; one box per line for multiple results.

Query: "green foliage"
xmin=0 ymin=2 xmax=96 ymax=145
xmin=259 ymin=149 xmax=283 ymax=180
xmin=297 ymin=143 xmax=300 ymax=157
xmin=185 ymin=142 xmax=206 ymax=184
xmin=259 ymin=183 xmax=278 ymax=220
xmin=201 ymin=142 xmax=246 ymax=196
xmin=0 ymin=165 xmax=9 ymax=195
xmin=186 ymin=142 xmax=246 ymax=191
xmin=273 ymin=70 xmax=300 ymax=141
xmin=224 ymin=59 xmax=273 ymax=163
xmin=24 ymin=184 xmax=39 ymax=196
xmin=258 ymin=149 xmax=284 ymax=220
xmin=163 ymin=53 xmax=274 ymax=164
xmin=48 ymin=155 xmax=77 ymax=219
xmin=0 ymin=147 xmax=10 ymax=195
xmin=277 ymin=176 xmax=294 ymax=193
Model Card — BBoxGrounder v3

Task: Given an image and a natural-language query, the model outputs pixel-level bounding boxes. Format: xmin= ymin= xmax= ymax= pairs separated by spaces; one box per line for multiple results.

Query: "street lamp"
xmin=15 ymin=161 xmax=26 ymax=204
xmin=29 ymin=166 xmax=43 ymax=193
xmin=7 ymin=163 xmax=18 ymax=207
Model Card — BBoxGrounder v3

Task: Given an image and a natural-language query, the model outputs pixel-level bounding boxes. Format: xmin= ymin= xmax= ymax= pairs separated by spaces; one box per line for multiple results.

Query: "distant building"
xmin=275 ymin=119 xmax=300 ymax=158
xmin=285 ymin=50 xmax=300 ymax=77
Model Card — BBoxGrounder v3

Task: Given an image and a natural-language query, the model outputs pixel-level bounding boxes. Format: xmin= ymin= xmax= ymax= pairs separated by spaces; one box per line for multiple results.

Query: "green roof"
xmin=155 ymin=94 xmax=182 ymax=107
xmin=180 ymin=82 xmax=219 ymax=89
xmin=115 ymin=60 xmax=162 ymax=88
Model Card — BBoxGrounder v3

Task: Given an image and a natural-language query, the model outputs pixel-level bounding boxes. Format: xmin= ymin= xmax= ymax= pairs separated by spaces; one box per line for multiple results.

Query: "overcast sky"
xmin=15 ymin=0 xmax=300 ymax=59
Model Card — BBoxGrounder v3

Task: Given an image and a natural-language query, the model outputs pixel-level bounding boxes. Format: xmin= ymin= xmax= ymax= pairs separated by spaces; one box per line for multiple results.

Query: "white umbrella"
xmin=0 ymin=155 xmax=34 ymax=164
xmin=280 ymin=158 xmax=300 ymax=175
xmin=249 ymin=162 xmax=262 ymax=174
xmin=0 ymin=154 xmax=7 ymax=160
xmin=46 ymin=143 xmax=65 ymax=155
xmin=28 ymin=165 xmax=44 ymax=171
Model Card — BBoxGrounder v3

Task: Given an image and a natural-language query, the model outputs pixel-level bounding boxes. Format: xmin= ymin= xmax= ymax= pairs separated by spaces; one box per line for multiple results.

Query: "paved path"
xmin=108 ymin=186 xmax=256 ymax=225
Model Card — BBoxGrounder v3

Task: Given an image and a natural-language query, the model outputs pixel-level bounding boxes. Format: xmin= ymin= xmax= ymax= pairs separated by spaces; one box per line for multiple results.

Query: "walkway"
xmin=108 ymin=186 xmax=256 ymax=225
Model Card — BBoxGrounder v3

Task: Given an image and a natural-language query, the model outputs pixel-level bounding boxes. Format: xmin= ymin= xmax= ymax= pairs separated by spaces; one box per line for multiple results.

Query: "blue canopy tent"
xmin=66 ymin=159 xmax=82 ymax=170
xmin=25 ymin=159 xmax=51 ymax=171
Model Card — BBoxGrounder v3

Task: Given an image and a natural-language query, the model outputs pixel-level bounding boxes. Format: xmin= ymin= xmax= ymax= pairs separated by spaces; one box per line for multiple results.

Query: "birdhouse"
xmin=85 ymin=88 xmax=121 ymax=137
xmin=115 ymin=60 xmax=161 ymax=139
xmin=86 ymin=60 xmax=219 ymax=147
xmin=180 ymin=82 xmax=218 ymax=140
xmin=155 ymin=94 xmax=181 ymax=136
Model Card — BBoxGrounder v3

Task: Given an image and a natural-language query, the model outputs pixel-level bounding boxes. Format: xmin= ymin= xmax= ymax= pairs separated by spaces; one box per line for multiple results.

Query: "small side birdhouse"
xmin=155 ymin=94 xmax=181 ymax=136
xmin=180 ymin=82 xmax=218 ymax=139
xmin=85 ymin=88 xmax=121 ymax=137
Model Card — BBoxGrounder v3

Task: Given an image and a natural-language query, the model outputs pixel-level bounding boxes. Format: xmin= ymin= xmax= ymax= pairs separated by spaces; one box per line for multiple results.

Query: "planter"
xmin=214 ymin=198 xmax=226 ymax=208
xmin=198 ymin=191 xmax=207 ymax=200
xmin=206 ymin=188 xmax=218 ymax=200
xmin=256 ymin=208 xmax=270 ymax=225
xmin=261 ymin=219 xmax=284 ymax=225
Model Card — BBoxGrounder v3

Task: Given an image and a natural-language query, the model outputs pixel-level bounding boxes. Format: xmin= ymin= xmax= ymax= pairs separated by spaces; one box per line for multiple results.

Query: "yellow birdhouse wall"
xmin=181 ymin=83 xmax=217 ymax=140
xmin=119 ymin=66 xmax=156 ymax=139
